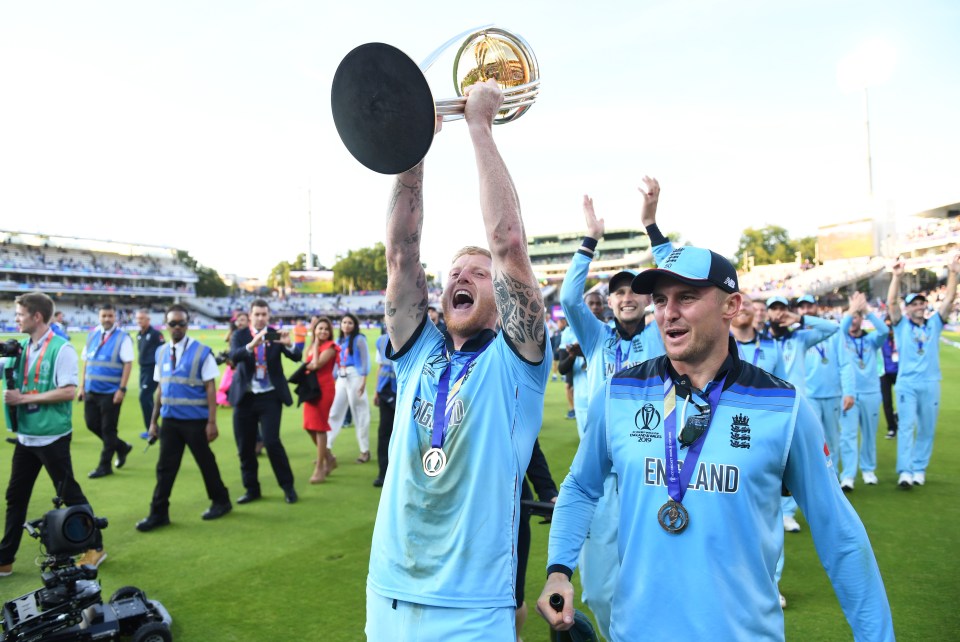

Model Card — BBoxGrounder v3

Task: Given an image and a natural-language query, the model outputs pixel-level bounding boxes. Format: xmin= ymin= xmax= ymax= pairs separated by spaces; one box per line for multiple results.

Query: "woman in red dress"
xmin=303 ymin=316 xmax=339 ymax=483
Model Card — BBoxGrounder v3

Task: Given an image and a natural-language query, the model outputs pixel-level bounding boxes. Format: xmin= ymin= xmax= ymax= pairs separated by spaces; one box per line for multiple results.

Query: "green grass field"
xmin=1 ymin=328 xmax=959 ymax=641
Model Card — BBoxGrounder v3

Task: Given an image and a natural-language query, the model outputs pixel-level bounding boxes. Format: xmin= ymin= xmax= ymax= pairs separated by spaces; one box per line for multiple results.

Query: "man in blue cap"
xmin=886 ymin=254 xmax=959 ymax=487
xmin=557 ymin=179 xmax=666 ymax=639
xmin=539 ymin=244 xmax=893 ymax=641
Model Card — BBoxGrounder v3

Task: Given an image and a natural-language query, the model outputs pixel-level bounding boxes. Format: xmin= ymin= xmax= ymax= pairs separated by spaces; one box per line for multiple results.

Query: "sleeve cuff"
xmin=645 ymin=223 xmax=668 ymax=247
xmin=578 ymin=236 xmax=598 ymax=258
xmin=547 ymin=564 xmax=573 ymax=579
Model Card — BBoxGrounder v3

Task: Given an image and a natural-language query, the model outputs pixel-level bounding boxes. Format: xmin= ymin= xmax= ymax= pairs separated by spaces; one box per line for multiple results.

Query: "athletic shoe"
xmin=552 ymin=374 xmax=558 ymax=381
xmin=897 ymin=472 xmax=913 ymax=489
xmin=114 ymin=442 xmax=133 ymax=468
xmin=862 ymin=472 xmax=879 ymax=485
xmin=912 ymin=472 xmax=925 ymax=486
xmin=76 ymin=549 xmax=107 ymax=569
xmin=840 ymin=478 xmax=854 ymax=492
xmin=140 ymin=431 xmax=150 ymax=440
xmin=884 ymin=430 xmax=896 ymax=439
xmin=565 ymin=410 xmax=576 ymax=420
xmin=783 ymin=516 xmax=801 ymax=533
xmin=779 ymin=592 xmax=787 ymax=609
xmin=0 ymin=563 xmax=12 ymax=577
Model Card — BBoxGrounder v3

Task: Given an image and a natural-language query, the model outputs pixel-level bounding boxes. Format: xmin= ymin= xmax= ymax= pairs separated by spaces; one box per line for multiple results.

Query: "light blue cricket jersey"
xmin=368 ymin=318 xmax=550 ymax=608
xmin=771 ymin=315 xmax=838 ymax=392
xmin=560 ymin=251 xmax=665 ymax=407
xmin=548 ymin=350 xmax=894 ymax=641
xmin=735 ymin=333 xmax=786 ymax=380
xmin=560 ymin=325 xmax=590 ymax=410
xmin=804 ymin=328 xmax=843 ymax=399
xmin=839 ymin=312 xmax=888 ymax=395
xmin=894 ymin=314 xmax=945 ymax=384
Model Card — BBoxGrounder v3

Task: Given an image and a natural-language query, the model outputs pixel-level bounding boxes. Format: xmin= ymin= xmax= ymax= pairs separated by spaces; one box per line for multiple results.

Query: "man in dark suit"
xmin=228 ymin=299 xmax=301 ymax=504
xmin=135 ymin=308 xmax=165 ymax=440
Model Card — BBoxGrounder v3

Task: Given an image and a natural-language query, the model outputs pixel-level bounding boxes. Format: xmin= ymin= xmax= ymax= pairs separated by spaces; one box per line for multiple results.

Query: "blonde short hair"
xmin=451 ymin=246 xmax=492 ymax=263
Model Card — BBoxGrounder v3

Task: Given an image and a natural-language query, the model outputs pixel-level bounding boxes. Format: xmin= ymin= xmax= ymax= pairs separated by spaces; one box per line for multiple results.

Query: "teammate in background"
xmin=730 ymin=294 xmax=786 ymax=379
xmin=765 ymin=295 xmax=838 ymax=532
xmin=538 ymin=245 xmax=894 ymax=641
xmin=556 ymin=180 xmax=666 ymax=640
xmin=367 ymin=80 xmax=549 ymax=640
xmin=136 ymin=304 xmax=231 ymax=531
xmin=78 ymin=302 xmax=134 ymax=479
xmin=886 ymin=254 xmax=959 ymax=487
xmin=880 ymin=317 xmax=899 ymax=439
xmin=51 ymin=310 xmax=69 ymax=339
xmin=752 ymin=299 xmax=769 ymax=335
xmin=837 ymin=292 xmax=888 ymax=490
xmin=1 ymin=293 xmax=105 ymax=576
xmin=798 ymin=294 xmax=843 ymax=475
xmin=135 ymin=308 xmax=165 ymax=440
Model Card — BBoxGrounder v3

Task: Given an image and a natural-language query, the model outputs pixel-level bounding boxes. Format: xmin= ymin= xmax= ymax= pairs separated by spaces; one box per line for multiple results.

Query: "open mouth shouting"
xmin=453 ymin=289 xmax=475 ymax=311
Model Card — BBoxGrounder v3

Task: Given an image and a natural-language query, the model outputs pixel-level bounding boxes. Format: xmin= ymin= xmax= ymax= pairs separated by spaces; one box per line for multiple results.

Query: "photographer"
xmin=1 ymin=292 xmax=104 ymax=577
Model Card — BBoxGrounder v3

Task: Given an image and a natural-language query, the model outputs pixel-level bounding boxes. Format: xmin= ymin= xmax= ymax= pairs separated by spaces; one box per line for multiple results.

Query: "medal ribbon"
xmin=662 ymin=374 xmax=727 ymax=505
xmin=814 ymin=345 xmax=826 ymax=362
xmin=430 ymin=338 xmax=493 ymax=450
xmin=751 ymin=334 xmax=762 ymax=366
xmin=23 ymin=331 xmax=54 ymax=390
xmin=910 ymin=320 xmax=928 ymax=354
xmin=855 ymin=335 xmax=865 ymax=363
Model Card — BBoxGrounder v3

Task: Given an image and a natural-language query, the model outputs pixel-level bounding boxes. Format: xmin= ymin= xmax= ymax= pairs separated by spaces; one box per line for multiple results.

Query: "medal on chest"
xmin=422 ymin=339 xmax=491 ymax=477
xmin=658 ymin=374 xmax=726 ymax=534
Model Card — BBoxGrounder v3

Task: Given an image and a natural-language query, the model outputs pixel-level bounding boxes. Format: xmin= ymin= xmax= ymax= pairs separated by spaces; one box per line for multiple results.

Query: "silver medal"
xmin=422 ymin=447 xmax=447 ymax=477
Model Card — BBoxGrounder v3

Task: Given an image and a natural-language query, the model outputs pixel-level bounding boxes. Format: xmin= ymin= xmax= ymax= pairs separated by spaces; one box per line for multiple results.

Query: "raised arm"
xmin=886 ymin=259 xmax=904 ymax=325
xmin=384 ymin=162 xmax=430 ymax=351
xmin=939 ymin=253 xmax=959 ymax=321
xmin=559 ymin=196 xmax=607 ymax=357
xmin=465 ymin=80 xmax=545 ymax=362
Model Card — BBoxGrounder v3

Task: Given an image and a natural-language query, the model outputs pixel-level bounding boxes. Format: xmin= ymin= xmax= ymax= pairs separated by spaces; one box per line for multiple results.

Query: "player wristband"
xmin=578 ymin=236 xmax=598 ymax=258
xmin=119 ymin=386 xmax=127 ymax=392
xmin=547 ymin=564 xmax=573 ymax=579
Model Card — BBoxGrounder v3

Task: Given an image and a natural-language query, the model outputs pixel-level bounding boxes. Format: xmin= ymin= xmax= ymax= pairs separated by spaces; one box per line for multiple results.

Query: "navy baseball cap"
xmin=608 ymin=270 xmax=638 ymax=294
xmin=766 ymin=295 xmax=789 ymax=308
xmin=904 ymin=293 xmax=927 ymax=305
xmin=631 ymin=246 xmax=739 ymax=294
xmin=796 ymin=294 xmax=817 ymax=305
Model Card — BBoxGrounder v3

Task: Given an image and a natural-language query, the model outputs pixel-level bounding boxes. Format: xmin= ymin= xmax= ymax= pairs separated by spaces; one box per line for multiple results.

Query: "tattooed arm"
xmin=384 ymin=161 xmax=429 ymax=351
xmin=464 ymin=79 xmax=545 ymax=362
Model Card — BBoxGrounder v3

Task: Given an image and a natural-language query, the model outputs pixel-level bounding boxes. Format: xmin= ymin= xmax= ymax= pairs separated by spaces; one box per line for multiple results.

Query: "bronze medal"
xmin=657 ymin=500 xmax=689 ymax=534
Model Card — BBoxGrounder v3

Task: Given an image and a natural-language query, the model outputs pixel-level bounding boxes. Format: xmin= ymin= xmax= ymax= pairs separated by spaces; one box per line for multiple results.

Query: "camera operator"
xmin=136 ymin=305 xmax=231 ymax=531
xmin=1 ymin=292 xmax=104 ymax=577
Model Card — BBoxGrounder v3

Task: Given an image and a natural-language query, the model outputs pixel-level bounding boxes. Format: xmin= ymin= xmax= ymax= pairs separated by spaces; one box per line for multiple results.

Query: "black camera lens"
xmin=62 ymin=511 xmax=95 ymax=543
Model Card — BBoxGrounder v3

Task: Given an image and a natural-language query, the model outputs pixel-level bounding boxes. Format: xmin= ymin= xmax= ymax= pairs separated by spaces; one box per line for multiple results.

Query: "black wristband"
xmin=547 ymin=564 xmax=574 ymax=579
xmin=581 ymin=237 xmax=598 ymax=251
xmin=119 ymin=386 xmax=127 ymax=393
xmin=645 ymin=223 xmax=669 ymax=247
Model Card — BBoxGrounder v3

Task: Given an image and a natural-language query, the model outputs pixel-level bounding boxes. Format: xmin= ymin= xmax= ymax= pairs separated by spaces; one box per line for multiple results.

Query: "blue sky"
xmin=1 ymin=1 xmax=957 ymax=280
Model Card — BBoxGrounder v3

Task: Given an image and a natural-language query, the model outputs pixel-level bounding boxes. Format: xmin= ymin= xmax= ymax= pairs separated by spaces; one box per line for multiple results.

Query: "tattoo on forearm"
xmin=494 ymin=271 xmax=546 ymax=349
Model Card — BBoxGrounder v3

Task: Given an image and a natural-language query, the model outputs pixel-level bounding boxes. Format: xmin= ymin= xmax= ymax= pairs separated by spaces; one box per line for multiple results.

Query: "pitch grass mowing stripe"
xmin=0 ymin=329 xmax=957 ymax=640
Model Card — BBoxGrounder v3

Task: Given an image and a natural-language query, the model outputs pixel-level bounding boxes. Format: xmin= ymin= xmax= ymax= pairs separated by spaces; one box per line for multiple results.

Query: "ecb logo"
xmin=635 ymin=404 xmax=661 ymax=431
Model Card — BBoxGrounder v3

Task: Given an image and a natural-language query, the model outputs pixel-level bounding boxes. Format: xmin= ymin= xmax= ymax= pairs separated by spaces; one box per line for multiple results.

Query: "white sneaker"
xmin=783 ymin=516 xmax=801 ymax=532
xmin=897 ymin=472 xmax=913 ymax=488
xmin=779 ymin=591 xmax=787 ymax=609
xmin=840 ymin=478 xmax=855 ymax=492
xmin=912 ymin=472 xmax=925 ymax=486
xmin=862 ymin=472 xmax=879 ymax=485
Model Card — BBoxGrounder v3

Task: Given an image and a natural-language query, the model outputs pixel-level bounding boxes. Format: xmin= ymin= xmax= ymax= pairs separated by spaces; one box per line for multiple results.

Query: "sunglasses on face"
xmin=167 ymin=320 xmax=188 ymax=328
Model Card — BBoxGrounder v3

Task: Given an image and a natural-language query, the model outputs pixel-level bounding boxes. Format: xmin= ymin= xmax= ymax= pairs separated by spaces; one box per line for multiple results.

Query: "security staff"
xmin=136 ymin=308 xmax=165 ymax=440
xmin=79 ymin=303 xmax=134 ymax=478
xmin=136 ymin=305 xmax=231 ymax=531
xmin=1 ymin=293 xmax=105 ymax=576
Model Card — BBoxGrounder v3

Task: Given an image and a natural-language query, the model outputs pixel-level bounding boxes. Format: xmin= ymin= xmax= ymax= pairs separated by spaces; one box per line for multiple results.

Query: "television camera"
xmin=0 ymin=499 xmax=172 ymax=642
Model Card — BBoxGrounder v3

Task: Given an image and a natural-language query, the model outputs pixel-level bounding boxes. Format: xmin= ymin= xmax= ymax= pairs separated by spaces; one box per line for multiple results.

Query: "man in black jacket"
xmin=228 ymin=299 xmax=301 ymax=504
xmin=135 ymin=308 xmax=165 ymax=440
